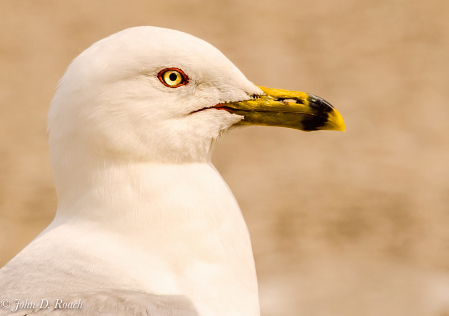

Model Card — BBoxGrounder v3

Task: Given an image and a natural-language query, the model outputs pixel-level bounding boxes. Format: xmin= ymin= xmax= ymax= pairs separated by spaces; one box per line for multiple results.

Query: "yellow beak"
xmin=224 ymin=86 xmax=345 ymax=132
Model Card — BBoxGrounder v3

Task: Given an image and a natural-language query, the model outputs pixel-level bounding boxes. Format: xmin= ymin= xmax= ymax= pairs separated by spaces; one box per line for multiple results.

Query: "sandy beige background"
xmin=1 ymin=0 xmax=449 ymax=315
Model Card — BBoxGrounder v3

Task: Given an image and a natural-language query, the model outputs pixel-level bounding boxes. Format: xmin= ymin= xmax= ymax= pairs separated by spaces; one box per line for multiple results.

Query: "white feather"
xmin=0 ymin=27 xmax=263 ymax=316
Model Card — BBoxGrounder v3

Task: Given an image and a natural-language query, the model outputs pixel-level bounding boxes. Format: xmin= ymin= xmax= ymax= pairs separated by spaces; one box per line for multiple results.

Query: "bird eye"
xmin=158 ymin=68 xmax=188 ymax=88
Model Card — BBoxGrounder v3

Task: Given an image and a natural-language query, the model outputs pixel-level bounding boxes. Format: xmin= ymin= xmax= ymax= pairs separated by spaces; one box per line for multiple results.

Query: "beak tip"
xmin=330 ymin=109 xmax=346 ymax=132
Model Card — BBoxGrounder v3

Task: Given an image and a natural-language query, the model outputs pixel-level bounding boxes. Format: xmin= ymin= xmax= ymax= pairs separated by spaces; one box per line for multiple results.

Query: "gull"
xmin=0 ymin=26 xmax=345 ymax=316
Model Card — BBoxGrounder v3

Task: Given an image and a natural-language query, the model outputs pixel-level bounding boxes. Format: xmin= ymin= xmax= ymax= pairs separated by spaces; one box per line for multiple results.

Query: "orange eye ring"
xmin=158 ymin=68 xmax=189 ymax=88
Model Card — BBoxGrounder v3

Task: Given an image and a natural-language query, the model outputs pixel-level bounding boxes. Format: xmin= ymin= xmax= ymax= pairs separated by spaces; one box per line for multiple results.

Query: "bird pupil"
xmin=169 ymin=73 xmax=178 ymax=82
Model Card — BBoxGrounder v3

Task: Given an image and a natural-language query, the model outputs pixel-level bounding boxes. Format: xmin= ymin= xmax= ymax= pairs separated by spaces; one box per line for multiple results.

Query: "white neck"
xmin=48 ymin=160 xmax=260 ymax=316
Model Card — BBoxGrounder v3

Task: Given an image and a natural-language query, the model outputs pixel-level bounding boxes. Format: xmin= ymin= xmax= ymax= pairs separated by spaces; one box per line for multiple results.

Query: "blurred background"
xmin=1 ymin=0 xmax=449 ymax=315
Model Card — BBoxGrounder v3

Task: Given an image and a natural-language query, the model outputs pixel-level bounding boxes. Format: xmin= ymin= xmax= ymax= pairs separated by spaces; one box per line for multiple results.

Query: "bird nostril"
xmin=282 ymin=99 xmax=297 ymax=104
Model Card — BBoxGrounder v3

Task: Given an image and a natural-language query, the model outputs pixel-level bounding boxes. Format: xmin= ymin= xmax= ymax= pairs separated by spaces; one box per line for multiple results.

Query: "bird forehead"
xmin=77 ymin=27 xmax=238 ymax=84
xmin=97 ymin=27 xmax=227 ymax=65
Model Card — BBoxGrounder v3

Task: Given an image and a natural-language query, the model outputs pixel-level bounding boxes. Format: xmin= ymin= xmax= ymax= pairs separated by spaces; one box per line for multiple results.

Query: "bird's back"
xmin=0 ymin=229 xmax=199 ymax=316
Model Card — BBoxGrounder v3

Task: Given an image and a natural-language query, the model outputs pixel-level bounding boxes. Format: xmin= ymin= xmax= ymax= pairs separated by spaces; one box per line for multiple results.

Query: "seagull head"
xmin=48 ymin=26 xmax=345 ymax=166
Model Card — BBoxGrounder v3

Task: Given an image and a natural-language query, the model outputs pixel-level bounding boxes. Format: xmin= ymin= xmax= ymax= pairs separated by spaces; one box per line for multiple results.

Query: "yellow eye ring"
xmin=158 ymin=68 xmax=188 ymax=88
